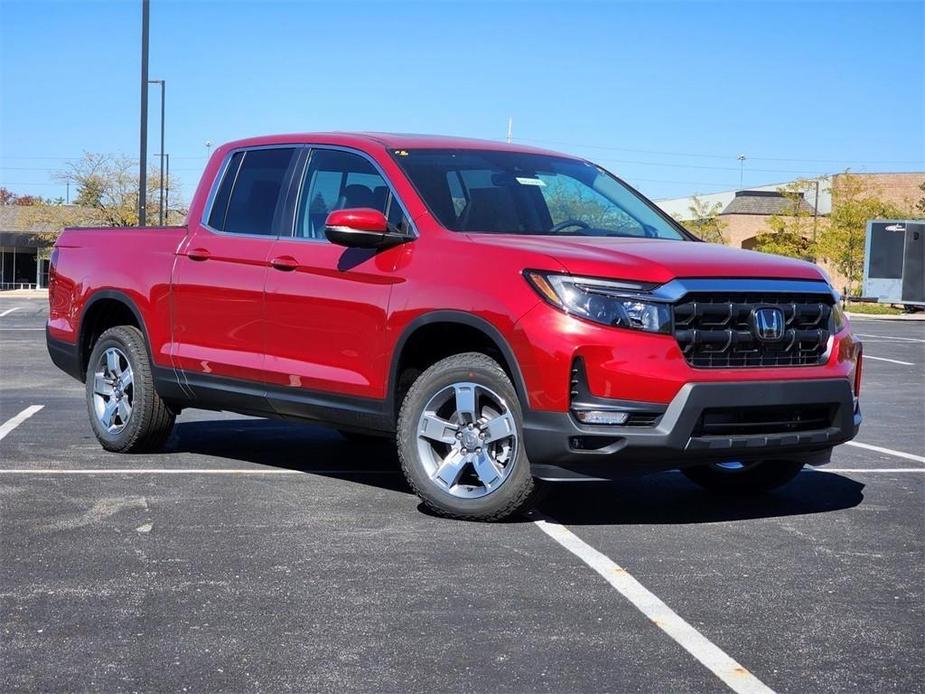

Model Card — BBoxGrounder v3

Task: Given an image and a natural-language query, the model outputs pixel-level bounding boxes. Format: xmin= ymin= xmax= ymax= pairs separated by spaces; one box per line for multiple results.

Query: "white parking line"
xmin=816 ymin=468 xmax=925 ymax=473
xmin=0 ymin=328 xmax=44 ymax=331
xmin=533 ymin=514 xmax=774 ymax=694
xmin=0 ymin=307 xmax=23 ymax=317
xmin=845 ymin=441 xmax=925 ymax=464
xmin=864 ymin=355 xmax=915 ymax=366
xmin=856 ymin=333 xmax=925 ymax=343
xmin=0 ymin=468 xmax=397 ymax=474
xmin=0 ymin=405 xmax=44 ymax=442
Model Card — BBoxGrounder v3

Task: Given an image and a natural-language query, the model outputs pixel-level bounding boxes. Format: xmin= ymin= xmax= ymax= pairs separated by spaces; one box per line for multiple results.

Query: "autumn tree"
xmin=815 ymin=172 xmax=905 ymax=295
xmin=915 ymin=181 xmax=925 ymax=216
xmin=19 ymin=153 xmax=183 ymax=246
xmin=750 ymin=178 xmax=821 ymax=260
xmin=678 ymin=195 xmax=727 ymax=244
xmin=0 ymin=187 xmax=53 ymax=206
xmin=61 ymin=152 xmax=181 ymax=226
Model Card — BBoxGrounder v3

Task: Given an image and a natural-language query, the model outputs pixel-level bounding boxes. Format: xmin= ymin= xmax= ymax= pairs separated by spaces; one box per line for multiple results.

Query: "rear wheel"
xmin=681 ymin=460 xmax=804 ymax=494
xmin=85 ymin=325 xmax=175 ymax=452
xmin=397 ymin=353 xmax=537 ymax=521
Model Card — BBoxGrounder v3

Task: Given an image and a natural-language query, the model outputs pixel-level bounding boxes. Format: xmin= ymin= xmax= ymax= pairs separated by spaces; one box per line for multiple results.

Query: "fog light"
xmin=573 ymin=410 xmax=629 ymax=425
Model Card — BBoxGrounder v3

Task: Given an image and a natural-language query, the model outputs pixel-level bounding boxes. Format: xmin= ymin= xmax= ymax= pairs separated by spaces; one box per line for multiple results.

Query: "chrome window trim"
xmin=198 ymin=144 xmax=302 ymax=240
xmin=285 ymin=143 xmax=419 ymax=244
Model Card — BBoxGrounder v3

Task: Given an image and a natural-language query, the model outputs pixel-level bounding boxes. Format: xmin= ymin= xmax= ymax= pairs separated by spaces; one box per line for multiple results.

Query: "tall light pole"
xmin=138 ymin=0 xmax=150 ymax=226
xmin=149 ymin=79 xmax=165 ymax=225
xmin=736 ymin=154 xmax=746 ymax=189
xmin=164 ymin=153 xmax=170 ymax=221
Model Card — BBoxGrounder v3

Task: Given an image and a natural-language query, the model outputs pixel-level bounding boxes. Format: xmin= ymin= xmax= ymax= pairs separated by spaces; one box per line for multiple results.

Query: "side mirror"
xmin=324 ymin=208 xmax=409 ymax=249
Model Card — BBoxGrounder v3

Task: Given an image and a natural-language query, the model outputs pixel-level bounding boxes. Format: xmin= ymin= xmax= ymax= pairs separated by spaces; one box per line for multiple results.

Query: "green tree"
xmin=750 ymin=178 xmax=820 ymax=260
xmin=816 ymin=172 xmax=905 ymax=295
xmin=914 ymin=181 xmax=925 ymax=216
xmin=678 ymin=195 xmax=727 ymax=244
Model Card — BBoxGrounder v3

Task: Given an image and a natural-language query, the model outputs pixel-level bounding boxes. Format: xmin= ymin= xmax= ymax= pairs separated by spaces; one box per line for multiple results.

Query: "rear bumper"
xmin=523 ymin=378 xmax=861 ymax=481
xmin=47 ymin=328 xmax=82 ymax=381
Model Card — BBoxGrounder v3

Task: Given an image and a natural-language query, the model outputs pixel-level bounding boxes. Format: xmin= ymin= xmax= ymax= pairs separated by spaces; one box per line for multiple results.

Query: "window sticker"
xmin=515 ymin=177 xmax=546 ymax=187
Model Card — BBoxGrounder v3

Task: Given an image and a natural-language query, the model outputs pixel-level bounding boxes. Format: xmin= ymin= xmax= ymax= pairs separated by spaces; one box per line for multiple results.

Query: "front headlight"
xmin=525 ymin=271 xmax=672 ymax=333
xmin=830 ymin=300 xmax=848 ymax=333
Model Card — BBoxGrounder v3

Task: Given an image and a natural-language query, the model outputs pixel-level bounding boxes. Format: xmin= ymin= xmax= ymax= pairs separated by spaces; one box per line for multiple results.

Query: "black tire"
xmin=397 ymin=352 xmax=538 ymax=521
xmin=85 ymin=325 xmax=175 ymax=452
xmin=681 ymin=460 xmax=804 ymax=494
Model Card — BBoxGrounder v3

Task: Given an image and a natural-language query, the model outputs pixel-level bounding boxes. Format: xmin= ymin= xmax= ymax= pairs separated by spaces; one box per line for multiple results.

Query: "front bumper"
xmin=523 ymin=378 xmax=861 ymax=481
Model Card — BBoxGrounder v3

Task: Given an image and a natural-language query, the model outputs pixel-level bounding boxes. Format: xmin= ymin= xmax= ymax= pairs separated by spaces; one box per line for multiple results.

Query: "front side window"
xmin=392 ymin=149 xmax=688 ymax=240
xmin=207 ymin=147 xmax=296 ymax=235
xmin=295 ymin=149 xmax=409 ymax=240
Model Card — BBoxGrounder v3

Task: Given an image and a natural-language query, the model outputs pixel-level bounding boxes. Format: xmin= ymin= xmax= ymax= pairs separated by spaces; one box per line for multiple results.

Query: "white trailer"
xmin=863 ymin=219 xmax=924 ymax=308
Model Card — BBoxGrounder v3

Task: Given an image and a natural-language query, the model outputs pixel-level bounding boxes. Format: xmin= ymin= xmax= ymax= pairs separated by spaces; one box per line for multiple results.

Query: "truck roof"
xmin=218 ymin=132 xmax=575 ymax=158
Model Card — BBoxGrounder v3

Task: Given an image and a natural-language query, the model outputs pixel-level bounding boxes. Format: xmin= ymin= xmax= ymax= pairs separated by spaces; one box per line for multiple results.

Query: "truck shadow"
xmin=165 ymin=418 xmax=409 ymax=494
xmin=536 ymin=471 xmax=864 ymax=526
xmin=164 ymin=418 xmax=864 ymax=525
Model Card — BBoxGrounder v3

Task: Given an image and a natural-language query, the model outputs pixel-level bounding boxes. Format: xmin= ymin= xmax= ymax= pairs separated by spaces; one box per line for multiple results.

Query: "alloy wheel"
xmin=91 ymin=347 xmax=134 ymax=433
xmin=416 ymin=382 xmax=517 ymax=499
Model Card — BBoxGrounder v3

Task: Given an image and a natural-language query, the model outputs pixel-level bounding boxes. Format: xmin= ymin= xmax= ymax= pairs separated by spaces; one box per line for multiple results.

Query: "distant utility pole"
xmin=506 ymin=117 xmax=513 ymax=144
xmin=736 ymin=154 xmax=746 ymax=189
xmin=813 ymin=178 xmax=820 ymax=241
xmin=138 ymin=0 xmax=150 ymax=226
xmin=149 ymin=79 xmax=166 ymax=225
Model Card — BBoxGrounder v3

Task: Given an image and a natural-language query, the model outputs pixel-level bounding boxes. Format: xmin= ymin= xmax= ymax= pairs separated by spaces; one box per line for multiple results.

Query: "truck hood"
xmin=465 ymin=235 xmax=826 ymax=284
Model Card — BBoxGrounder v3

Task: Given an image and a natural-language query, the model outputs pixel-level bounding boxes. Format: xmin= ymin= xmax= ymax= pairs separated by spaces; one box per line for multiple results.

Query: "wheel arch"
xmin=78 ymin=290 xmax=153 ymax=381
xmin=388 ymin=311 xmax=529 ymax=414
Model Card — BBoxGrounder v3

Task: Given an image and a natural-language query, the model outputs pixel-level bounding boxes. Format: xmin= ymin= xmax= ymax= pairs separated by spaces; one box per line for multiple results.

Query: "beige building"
xmin=657 ymin=172 xmax=925 ymax=291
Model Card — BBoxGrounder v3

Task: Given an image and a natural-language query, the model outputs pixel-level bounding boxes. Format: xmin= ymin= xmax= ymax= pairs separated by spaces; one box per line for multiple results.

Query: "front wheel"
xmin=396 ymin=353 xmax=537 ymax=521
xmin=681 ymin=460 xmax=804 ymax=494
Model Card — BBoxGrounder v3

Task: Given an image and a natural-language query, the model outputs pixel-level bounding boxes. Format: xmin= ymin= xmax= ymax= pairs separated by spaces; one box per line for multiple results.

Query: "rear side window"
xmin=207 ymin=148 xmax=296 ymax=235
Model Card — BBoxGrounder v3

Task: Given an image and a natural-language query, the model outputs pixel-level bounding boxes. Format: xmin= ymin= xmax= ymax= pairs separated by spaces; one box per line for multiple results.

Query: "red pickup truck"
xmin=47 ymin=133 xmax=862 ymax=520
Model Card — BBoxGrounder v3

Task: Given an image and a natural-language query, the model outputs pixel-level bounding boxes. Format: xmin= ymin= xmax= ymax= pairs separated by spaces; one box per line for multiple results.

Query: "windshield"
xmin=392 ymin=149 xmax=689 ymax=240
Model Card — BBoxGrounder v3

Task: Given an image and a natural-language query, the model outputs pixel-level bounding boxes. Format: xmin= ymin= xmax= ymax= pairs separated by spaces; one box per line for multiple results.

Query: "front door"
xmin=263 ymin=147 xmax=412 ymax=411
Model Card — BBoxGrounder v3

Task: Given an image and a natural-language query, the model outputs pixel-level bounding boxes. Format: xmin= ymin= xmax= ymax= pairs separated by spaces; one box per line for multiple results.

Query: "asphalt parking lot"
xmin=1 ymin=295 xmax=923 ymax=693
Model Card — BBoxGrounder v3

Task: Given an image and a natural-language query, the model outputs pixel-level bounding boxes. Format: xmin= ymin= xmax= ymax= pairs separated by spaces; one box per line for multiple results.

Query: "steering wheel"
xmin=550 ymin=219 xmax=590 ymax=233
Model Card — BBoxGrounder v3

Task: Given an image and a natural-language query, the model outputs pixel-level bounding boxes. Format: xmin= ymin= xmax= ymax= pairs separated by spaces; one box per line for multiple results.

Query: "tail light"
xmin=48 ymin=247 xmax=59 ymax=286
xmin=853 ymin=344 xmax=863 ymax=397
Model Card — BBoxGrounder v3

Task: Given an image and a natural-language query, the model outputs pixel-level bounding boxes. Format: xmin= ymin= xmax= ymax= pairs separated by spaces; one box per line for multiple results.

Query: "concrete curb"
xmin=847 ymin=312 xmax=925 ymax=321
xmin=0 ymin=289 xmax=48 ymax=298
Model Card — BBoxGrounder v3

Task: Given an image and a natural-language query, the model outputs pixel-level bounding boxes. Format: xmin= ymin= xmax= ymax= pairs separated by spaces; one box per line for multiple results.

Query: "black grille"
xmin=673 ymin=293 xmax=832 ymax=368
xmin=693 ymin=404 xmax=836 ymax=437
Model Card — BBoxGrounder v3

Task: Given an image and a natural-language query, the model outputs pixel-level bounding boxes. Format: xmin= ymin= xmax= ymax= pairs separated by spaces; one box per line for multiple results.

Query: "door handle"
xmin=270 ymin=255 xmax=299 ymax=272
xmin=187 ymin=248 xmax=211 ymax=261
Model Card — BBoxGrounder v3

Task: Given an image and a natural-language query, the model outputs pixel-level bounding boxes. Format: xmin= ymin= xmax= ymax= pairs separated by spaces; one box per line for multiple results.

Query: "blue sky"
xmin=1 ymin=0 xmax=923 ymax=204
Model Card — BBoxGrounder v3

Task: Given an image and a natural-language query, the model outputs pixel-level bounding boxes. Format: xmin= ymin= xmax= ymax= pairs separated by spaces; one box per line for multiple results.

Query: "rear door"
xmin=172 ymin=146 xmax=300 ymax=388
xmin=263 ymin=147 xmax=413 ymax=410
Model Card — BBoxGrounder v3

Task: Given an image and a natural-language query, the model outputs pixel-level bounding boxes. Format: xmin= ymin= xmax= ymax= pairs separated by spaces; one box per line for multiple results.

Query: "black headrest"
xmin=340 ymin=184 xmax=375 ymax=209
